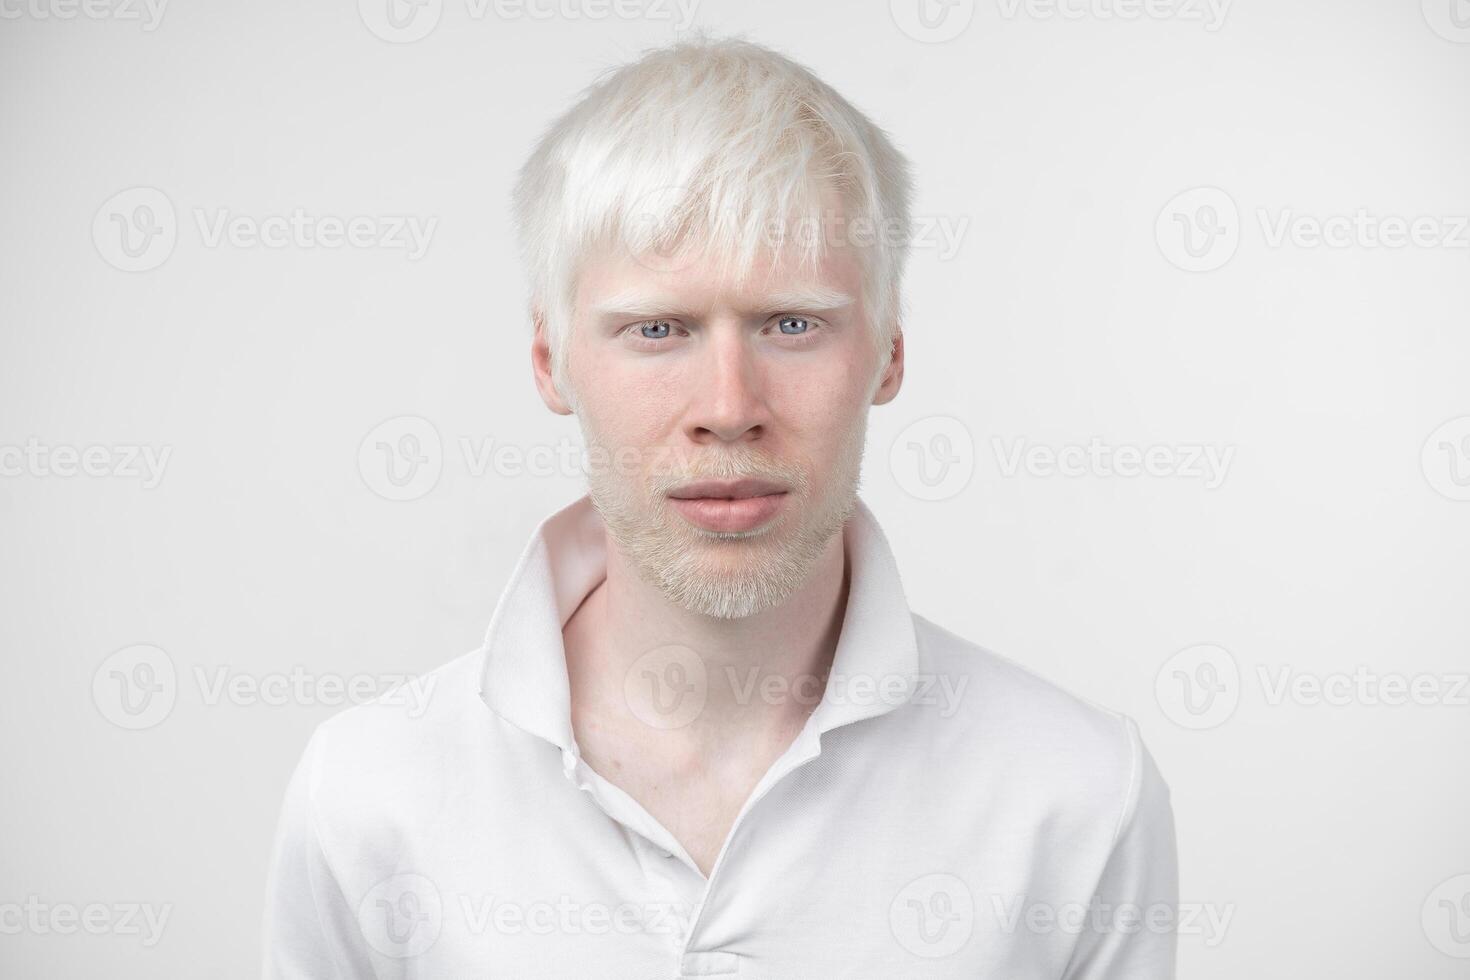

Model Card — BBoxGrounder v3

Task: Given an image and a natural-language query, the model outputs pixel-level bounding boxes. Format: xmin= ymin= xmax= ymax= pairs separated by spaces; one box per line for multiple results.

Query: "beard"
xmin=578 ymin=416 xmax=869 ymax=620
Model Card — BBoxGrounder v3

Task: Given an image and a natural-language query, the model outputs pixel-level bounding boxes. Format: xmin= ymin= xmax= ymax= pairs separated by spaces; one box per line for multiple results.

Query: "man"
xmin=264 ymin=34 xmax=1177 ymax=979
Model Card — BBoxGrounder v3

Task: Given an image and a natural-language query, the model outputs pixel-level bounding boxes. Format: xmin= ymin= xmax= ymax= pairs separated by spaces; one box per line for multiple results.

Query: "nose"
xmin=683 ymin=324 xmax=768 ymax=445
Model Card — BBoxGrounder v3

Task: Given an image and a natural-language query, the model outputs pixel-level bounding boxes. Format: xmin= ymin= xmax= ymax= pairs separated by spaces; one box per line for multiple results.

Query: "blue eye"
xmin=778 ymin=316 xmax=809 ymax=335
xmin=639 ymin=320 xmax=672 ymax=339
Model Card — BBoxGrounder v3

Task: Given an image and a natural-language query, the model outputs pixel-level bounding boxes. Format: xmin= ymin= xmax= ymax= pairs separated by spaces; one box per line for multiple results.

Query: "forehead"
xmin=575 ymin=238 xmax=866 ymax=319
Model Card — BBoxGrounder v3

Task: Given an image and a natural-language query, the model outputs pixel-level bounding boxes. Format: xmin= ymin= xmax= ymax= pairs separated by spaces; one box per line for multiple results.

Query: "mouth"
xmin=666 ymin=478 xmax=790 ymax=533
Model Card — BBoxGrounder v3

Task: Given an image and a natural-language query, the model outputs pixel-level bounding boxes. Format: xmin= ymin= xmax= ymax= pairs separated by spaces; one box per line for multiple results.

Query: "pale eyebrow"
xmin=590 ymin=285 xmax=855 ymax=320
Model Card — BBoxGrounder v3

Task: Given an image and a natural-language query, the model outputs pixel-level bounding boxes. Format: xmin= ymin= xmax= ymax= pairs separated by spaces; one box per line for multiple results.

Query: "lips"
xmin=666 ymin=478 xmax=789 ymax=533
xmin=667 ymin=477 xmax=789 ymax=501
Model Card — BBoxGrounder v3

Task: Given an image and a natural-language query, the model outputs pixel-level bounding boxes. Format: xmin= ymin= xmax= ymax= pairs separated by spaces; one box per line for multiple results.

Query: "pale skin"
xmin=530 ymin=236 xmax=904 ymax=878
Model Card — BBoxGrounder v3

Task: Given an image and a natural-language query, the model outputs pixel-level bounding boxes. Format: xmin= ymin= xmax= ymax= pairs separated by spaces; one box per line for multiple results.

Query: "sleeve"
xmin=261 ymin=728 xmax=377 ymax=980
xmin=1061 ymin=716 xmax=1179 ymax=980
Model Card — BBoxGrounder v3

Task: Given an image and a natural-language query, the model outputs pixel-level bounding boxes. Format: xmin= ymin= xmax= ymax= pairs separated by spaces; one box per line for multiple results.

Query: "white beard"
xmin=579 ymin=415 xmax=869 ymax=620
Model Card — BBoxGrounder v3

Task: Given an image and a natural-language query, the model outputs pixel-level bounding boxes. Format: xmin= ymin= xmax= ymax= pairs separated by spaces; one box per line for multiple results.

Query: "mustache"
xmin=642 ymin=447 xmax=810 ymax=496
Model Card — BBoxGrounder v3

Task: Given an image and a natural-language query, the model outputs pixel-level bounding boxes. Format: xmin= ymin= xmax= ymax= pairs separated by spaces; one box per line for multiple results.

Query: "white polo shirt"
xmin=263 ymin=494 xmax=1177 ymax=979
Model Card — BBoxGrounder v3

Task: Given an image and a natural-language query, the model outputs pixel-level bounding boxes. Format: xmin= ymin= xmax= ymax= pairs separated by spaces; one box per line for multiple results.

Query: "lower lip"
xmin=669 ymin=493 xmax=788 ymax=533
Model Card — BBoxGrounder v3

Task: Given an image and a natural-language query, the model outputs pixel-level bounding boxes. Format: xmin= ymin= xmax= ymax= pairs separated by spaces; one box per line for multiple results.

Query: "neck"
xmin=564 ymin=526 xmax=850 ymax=751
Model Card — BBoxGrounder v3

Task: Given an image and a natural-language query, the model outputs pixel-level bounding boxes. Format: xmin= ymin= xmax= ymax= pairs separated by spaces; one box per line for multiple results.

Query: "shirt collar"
xmin=477 ymin=493 xmax=919 ymax=750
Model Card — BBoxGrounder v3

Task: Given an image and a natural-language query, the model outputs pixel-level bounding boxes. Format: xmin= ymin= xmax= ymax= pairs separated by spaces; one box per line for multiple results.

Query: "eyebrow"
xmin=590 ymin=285 xmax=855 ymax=319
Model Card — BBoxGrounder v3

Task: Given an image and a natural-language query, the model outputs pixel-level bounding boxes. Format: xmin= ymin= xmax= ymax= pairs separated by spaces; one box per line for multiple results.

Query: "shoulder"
xmin=907 ymin=612 xmax=1164 ymax=832
xmin=291 ymin=648 xmax=489 ymax=829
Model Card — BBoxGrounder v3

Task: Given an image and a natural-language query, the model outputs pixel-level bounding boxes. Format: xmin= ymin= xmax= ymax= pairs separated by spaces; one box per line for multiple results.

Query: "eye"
xmin=638 ymin=319 xmax=673 ymax=340
xmin=777 ymin=316 xmax=810 ymax=336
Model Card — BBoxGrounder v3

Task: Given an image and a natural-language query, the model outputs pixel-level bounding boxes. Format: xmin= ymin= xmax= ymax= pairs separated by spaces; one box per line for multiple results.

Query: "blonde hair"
xmin=511 ymin=32 xmax=915 ymax=392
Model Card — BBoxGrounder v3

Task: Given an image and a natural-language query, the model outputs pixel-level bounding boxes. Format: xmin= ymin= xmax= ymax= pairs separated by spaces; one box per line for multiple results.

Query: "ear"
xmin=871 ymin=328 xmax=905 ymax=406
xmin=530 ymin=312 xmax=574 ymax=416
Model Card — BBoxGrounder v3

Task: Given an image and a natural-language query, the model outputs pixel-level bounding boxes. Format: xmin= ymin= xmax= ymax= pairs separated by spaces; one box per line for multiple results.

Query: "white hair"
xmin=510 ymin=32 xmax=915 ymax=395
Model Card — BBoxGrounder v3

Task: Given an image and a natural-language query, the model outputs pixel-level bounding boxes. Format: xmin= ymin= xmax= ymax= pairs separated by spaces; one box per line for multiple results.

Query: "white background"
xmin=2 ymin=0 xmax=1468 ymax=975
